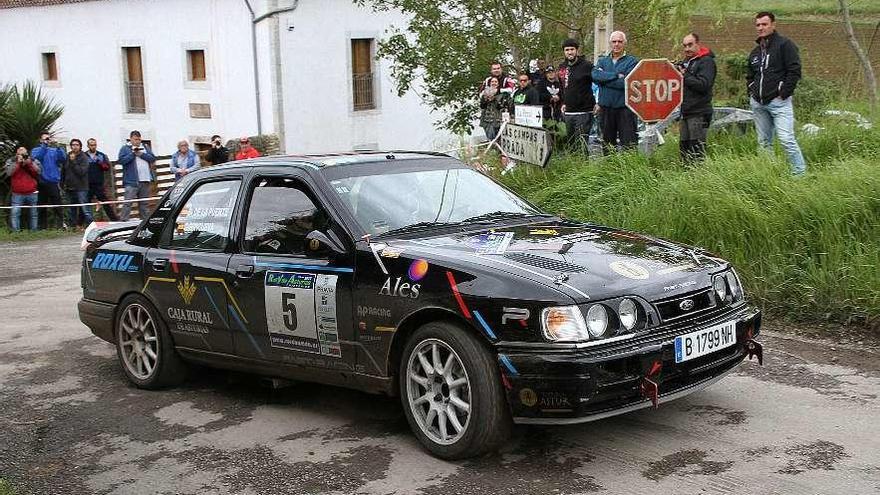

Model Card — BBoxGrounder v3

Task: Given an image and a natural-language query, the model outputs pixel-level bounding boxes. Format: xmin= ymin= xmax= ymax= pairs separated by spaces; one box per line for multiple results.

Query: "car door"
xmin=144 ymin=177 xmax=243 ymax=355
xmin=227 ymin=174 xmax=357 ymax=372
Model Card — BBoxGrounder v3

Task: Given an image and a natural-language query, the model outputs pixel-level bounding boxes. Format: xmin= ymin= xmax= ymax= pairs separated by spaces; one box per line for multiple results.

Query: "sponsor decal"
xmin=539 ymin=391 xmax=573 ymax=410
xmin=374 ymin=325 xmax=396 ymax=333
xmin=173 ymin=322 xmax=209 ymax=334
xmin=148 ymin=217 xmax=165 ymax=225
xmin=309 ymin=238 xmax=320 ymax=251
xmin=265 ymin=271 xmax=341 ymax=358
xmin=663 ymin=280 xmax=697 ymax=292
xmin=469 ymin=231 xmax=514 ymax=255
xmin=91 ymin=252 xmax=139 ymax=273
xmin=357 ymin=306 xmax=391 ymax=318
xmin=380 ymin=247 xmax=404 ymax=258
xmin=167 ymin=307 xmax=214 ymax=325
xmin=266 ymin=271 xmax=315 ymax=289
xmin=379 ymin=259 xmax=428 ymax=298
xmin=609 ymin=260 xmax=650 ymax=280
xmin=359 ymin=334 xmax=382 ymax=343
xmin=529 ymin=228 xmax=558 ymax=236
xmin=519 ymin=388 xmax=538 ymax=407
xmin=177 ymin=276 xmax=197 ymax=305
xmin=501 ymin=307 xmax=530 ymax=325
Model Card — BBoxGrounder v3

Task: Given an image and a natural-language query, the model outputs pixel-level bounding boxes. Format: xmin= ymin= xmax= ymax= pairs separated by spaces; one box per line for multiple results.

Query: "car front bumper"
xmin=497 ymin=304 xmax=762 ymax=425
xmin=78 ymin=297 xmax=116 ymax=344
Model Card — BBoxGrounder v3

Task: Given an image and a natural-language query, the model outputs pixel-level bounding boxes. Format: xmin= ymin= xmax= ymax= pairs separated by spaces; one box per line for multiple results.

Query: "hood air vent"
xmin=503 ymin=252 xmax=586 ymax=273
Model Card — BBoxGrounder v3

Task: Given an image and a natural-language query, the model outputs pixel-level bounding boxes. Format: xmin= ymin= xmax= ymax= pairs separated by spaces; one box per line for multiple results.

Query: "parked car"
xmin=78 ymin=151 xmax=763 ymax=459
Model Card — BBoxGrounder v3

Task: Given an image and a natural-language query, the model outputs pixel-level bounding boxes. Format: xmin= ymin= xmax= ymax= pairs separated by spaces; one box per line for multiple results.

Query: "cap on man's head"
xmin=240 ymin=137 xmax=250 ymax=144
xmin=544 ymin=65 xmax=556 ymax=73
xmin=130 ymin=130 xmax=141 ymax=138
xmin=562 ymin=38 xmax=580 ymax=49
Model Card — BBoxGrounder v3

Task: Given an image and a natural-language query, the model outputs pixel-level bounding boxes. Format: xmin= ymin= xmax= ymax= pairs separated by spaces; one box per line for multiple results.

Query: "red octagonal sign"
xmin=625 ymin=59 xmax=683 ymax=123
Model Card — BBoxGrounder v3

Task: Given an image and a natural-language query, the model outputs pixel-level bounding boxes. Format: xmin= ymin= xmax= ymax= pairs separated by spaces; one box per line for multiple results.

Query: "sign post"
xmin=624 ymin=59 xmax=683 ymax=123
xmin=497 ymin=122 xmax=551 ymax=167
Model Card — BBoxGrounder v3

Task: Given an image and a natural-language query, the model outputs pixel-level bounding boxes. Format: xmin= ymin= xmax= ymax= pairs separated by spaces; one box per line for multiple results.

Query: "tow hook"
xmin=745 ymin=339 xmax=764 ymax=366
xmin=640 ymin=360 xmax=662 ymax=409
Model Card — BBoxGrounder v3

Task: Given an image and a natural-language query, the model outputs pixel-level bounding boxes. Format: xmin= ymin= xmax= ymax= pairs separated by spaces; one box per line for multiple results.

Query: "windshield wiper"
xmin=461 ymin=211 xmax=551 ymax=224
xmin=379 ymin=221 xmax=457 ymax=237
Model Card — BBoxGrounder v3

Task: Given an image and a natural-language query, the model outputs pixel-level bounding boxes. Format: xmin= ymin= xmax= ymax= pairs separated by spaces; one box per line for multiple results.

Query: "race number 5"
xmin=282 ymin=292 xmax=297 ymax=330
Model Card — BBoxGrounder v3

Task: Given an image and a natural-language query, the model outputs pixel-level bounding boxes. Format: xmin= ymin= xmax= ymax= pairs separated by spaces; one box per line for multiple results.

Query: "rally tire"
xmin=114 ymin=294 xmax=186 ymax=389
xmin=399 ymin=321 xmax=512 ymax=459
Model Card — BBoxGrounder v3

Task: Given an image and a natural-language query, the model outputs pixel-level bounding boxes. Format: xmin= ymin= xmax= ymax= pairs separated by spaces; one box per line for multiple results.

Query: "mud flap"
xmin=745 ymin=339 xmax=764 ymax=366
xmin=639 ymin=359 xmax=663 ymax=409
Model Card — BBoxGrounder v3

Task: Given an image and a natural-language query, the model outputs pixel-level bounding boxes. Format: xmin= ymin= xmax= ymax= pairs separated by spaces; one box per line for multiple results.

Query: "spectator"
xmin=593 ymin=31 xmax=640 ymax=151
xmin=558 ymin=38 xmax=596 ymax=152
xmin=678 ymin=33 xmax=717 ymax=163
xmin=479 ymin=77 xmax=508 ymax=141
xmin=5 ymin=147 xmax=41 ymax=232
xmin=528 ymin=59 xmax=546 ymax=86
xmin=117 ymin=130 xmax=157 ymax=221
xmin=479 ymin=61 xmax=516 ymax=94
xmin=85 ymin=138 xmax=119 ymax=221
xmin=170 ymin=140 xmax=201 ymax=180
xmin=235 ymin=137 xmax=261 ymax=161
xmin=510 ymin=72 xmax=540 ymax=115
xmin=746 ymin=11 xmax=806 ymax=175
xmin=537 ymin=65 xmax=562 ymax=121
xmin=30 ymin=132 xmax=66 ymax=229
xmin=62 ymin=139 xmax=93 ymax=229
xmin=206 ymin=134 xmax=229 ymax=165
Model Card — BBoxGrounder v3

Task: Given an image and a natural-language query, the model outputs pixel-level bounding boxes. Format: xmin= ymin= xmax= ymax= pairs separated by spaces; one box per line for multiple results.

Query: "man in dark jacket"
xmin=62 ymin=139 xmax=93 ymax=228
xmin=117 ymin=130 xmax=157 ymax=220
xmin=592 ymin=31 xmax=640 ymax=152
xmin=85 ymin=138 xmax=119 ymax=221
xmin=557 ymin=38 xmax=595 ymax=152
xmin=536 ymin=65 xmax=563 ymax=121
xmin=31 ymin=132 xmax=66 ymax=229
xmin=510 ymin=73 xmax=541 ymax=115
xmin=206 ymin=134 xmax=229 ymax=165
xmin=678 ymin=33 xmax=716 ymax=163
xmin=746 ymin=11 xmax=806 ymax=175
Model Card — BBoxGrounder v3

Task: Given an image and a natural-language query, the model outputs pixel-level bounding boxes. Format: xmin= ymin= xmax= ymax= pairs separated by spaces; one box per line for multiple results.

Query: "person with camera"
xmin=677 ymin=33 xmax=716 ymax=163
xmin=170 ymin=140 xmax=201 ymax=181
xmin=85 ymin=138 xmax=119 ymax=221
xmin=5 ymin=147 xmax=42 ymax=232
xmin=234 ymin=137 xmax=261 ymax=161
xmin=30 ymin=132 xmax=66 ymax=229
xmin=62 ymin=138 xmax=93 ymax=229
xmin=478 ymin=76 xmax=509 ymax=142
xmin=206 ymin=134 xmax=229 ymax=165
xmin=117 ymin=130 xmax=156 ymax=221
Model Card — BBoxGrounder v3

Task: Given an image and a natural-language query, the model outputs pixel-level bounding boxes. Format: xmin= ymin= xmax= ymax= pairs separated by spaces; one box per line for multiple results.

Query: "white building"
xmin=0 ymin=0 xmax=454 ymax=158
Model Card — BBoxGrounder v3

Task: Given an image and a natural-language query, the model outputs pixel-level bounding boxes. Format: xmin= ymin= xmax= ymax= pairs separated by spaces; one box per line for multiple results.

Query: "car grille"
xmin=654 ymin=287 xmax=716 ymax=322
xmin=503 ymin=252 xmax=586 ymax=273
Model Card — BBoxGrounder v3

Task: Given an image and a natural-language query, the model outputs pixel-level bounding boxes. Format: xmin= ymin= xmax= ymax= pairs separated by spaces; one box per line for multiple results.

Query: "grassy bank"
xmin=0 ymin=228 xmax=77 ymax=243
xmin=497 ymin=116 xmax=880 ymax=326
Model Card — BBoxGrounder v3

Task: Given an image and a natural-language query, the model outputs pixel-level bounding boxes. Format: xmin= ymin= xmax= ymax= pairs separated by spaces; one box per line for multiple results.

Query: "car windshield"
xmin=328 ymin=166 xmax=543 ymax=236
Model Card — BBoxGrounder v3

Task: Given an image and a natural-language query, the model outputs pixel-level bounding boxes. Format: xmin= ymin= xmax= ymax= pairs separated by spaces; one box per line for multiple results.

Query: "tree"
xmin=838 ymin=0 xmax=878 ymax=108
xmin=358 ymin=0 xmax=704 ymax=133
xmin=0 ymin=80 xmax=64 ymax=151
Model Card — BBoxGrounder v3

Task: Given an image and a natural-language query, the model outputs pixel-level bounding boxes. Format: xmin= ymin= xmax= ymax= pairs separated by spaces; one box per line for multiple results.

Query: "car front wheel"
xmin=400 ymin=321 xmax=511 ymax=459
xmin=115 ymin=295 xmax=186 ymax=389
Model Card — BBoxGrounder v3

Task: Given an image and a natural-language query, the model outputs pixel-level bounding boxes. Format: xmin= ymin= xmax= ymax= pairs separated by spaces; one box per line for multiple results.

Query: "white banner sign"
xmin=514 ymin=105 xmax=544 ymax=128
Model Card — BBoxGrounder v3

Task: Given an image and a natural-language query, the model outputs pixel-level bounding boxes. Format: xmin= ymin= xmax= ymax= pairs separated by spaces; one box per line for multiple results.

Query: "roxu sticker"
xmin=91 ymin=252 xmax=139 ymax=273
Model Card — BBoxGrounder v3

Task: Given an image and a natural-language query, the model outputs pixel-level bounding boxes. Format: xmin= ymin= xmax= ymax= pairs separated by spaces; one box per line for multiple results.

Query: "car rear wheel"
xmin=400 ymin=321 xmax=511 ymax=459
xmin=115 ymin=295 xmax=186 ymax=389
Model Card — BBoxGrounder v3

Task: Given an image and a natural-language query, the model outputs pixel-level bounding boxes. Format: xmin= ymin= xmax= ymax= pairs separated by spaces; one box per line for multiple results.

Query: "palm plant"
xmin=0 ymin=80 xmax=64 ymax=151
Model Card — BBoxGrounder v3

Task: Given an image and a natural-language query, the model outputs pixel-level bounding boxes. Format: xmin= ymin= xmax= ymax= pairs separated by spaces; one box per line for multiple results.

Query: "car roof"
xmin=205 ymin=150 xmax=454 ymax=173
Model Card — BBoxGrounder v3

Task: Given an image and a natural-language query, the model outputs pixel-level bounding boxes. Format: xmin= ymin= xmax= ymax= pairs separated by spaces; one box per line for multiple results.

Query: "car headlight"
xmin=725 ymin=271 xmax=743 ymax=301
xmin=585 ymin=304 xmax=609 ymax=338
xmin=713 ymin=275 xmax=727 ymax=302
xmin=541 ymin=306 xmax=589 ymax=342
xmin=618 ymin=298 xmax=638 ymax=331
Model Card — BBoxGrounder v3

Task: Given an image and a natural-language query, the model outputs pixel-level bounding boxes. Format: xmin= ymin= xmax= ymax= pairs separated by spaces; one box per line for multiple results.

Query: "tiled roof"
xmin=0 ymin=0 xmax=100 ymax=9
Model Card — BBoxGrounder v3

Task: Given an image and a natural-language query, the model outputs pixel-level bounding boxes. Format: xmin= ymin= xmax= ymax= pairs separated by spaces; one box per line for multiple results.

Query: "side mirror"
xmin=306 ymin=230 xmax=346 ymax=256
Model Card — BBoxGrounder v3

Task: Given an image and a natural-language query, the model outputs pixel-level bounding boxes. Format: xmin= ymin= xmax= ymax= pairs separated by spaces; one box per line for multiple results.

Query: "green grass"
xmin=0 ymin=228 xmax=78 ymax=243
xmin=0 ymin=479 xmax=14 ymax=495
xmin=695 ymin=0 xmax=880 ymax=20
xmin=496 ymin=113 xmax=880 ymax=326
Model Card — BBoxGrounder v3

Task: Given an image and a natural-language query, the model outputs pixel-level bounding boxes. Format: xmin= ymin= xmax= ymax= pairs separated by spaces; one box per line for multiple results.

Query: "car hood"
xmin=391 ymin=221 xmax=726 ymax=303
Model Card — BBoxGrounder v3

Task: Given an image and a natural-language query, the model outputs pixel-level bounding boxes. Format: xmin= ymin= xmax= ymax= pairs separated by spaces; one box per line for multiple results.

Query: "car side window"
xmin=166 ymin=179 xmax=241 ymax=251
xmin=242 ymin=177 xmax=330 ymax=256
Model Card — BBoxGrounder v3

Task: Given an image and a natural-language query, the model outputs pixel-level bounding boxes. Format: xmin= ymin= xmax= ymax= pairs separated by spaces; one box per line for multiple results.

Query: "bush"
xmin=497 ymin=118 xmax=880 ymax=326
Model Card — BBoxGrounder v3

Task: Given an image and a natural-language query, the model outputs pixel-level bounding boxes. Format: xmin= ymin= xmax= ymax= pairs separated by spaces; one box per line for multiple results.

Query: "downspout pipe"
xmin=242 ymin=0 xmax=299 ymax=139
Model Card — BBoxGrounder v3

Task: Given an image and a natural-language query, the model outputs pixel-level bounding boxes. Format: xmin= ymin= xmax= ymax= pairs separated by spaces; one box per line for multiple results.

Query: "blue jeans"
xmin=10 ymin=193 xmax=39 ymax=231
xmin=750 ymin=97 xmax=806 ymax=175
xmin=67 ymin=189 xmax=94 ymax=227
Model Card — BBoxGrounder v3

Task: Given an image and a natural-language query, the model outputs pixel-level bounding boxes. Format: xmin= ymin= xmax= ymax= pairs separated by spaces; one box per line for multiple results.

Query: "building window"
xmin=123 ymin=47 xmax=146 ymax=114
xmin=42 ymin=52 xmax=58 ymax=81
xmin=187 ymin=49 xmax=206 ymax=81
xmin=351 ymin=39 xmax=375 ymax=111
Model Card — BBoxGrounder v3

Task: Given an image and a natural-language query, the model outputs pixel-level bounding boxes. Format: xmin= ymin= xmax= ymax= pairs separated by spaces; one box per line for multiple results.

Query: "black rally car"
xmin=79 ymin=151 xmax=762 ymax=459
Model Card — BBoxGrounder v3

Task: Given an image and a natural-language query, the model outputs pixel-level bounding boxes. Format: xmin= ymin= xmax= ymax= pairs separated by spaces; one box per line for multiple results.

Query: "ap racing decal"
xmin=91 ymin=251 xmax=139 ymax=273
xmin=265 ymin=271 xmax=342 ymax=358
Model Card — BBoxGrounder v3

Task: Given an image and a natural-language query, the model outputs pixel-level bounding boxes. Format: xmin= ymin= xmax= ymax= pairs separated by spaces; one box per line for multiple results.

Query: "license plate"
xmin=674 ymin=320 xmax=737 ymax=363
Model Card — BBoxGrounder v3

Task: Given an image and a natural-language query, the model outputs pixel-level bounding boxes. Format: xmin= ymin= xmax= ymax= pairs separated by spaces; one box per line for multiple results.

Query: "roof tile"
xmin=0 ymin=0 xmax=100 ymax=9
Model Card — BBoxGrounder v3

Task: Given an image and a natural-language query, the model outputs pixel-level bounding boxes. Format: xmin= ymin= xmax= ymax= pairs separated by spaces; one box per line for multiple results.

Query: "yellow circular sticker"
xmin=519 ymin=388 xmax=538 ymax=407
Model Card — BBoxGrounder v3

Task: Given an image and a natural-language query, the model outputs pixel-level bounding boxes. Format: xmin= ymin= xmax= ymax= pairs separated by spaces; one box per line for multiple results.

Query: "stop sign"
xmin=624 ymin=59 xmax=683 ymax=123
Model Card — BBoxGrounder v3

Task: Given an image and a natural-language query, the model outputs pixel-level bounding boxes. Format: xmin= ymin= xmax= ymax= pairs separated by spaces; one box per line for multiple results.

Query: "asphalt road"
xmin=1 ymin=236 xmax=879 ymax=495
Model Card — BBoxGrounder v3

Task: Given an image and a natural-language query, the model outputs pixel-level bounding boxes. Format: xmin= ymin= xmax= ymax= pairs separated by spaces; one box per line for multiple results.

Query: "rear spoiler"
xmin=81 ymin=221 xmax=142 ymax=250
